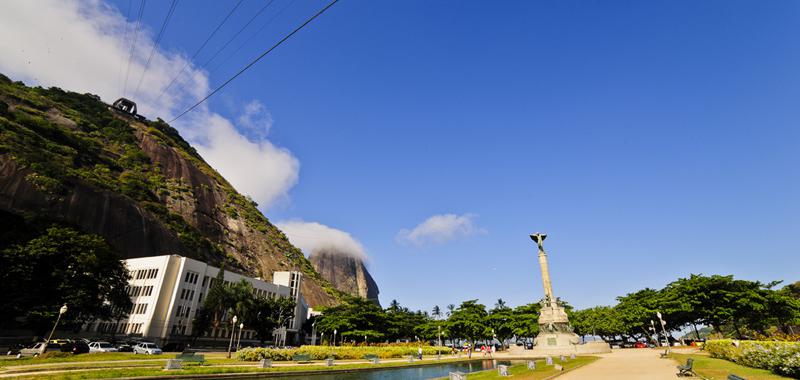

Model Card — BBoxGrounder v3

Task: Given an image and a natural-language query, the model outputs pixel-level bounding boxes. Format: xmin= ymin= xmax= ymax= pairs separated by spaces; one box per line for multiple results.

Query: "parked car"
xmin=525 ymin=341 xmax=534 ymax=349
xmin=88 ymin=341 xmax=119 ymax=353
xmin=634 ymin=342 xmax=647 ymax=348
xmin=17 ymin=343 xmax=48 ymax=358
xmin=50 ymin=339 xmax=90 ymax=355
xmin=117 ymin=343 xmax=134 ymax=352
xmin=133 ymin=342 xmax=162 ymax=355
xmin=5 ymin=344 xmax=25 ymax=356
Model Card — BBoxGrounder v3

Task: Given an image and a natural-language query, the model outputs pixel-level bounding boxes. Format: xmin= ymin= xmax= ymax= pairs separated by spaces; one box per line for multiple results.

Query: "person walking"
xmin=418 ymin=346 xmax=423 ymax=360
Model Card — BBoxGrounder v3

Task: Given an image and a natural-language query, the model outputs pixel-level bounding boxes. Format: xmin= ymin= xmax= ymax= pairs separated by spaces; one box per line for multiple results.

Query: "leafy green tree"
xmin=570 ymin=306 xmax=624 ymax=341
xmin=316 ymin=296 xmax=387 ymax=344
xmin=510 ymin=303 xmax=540 ymax=339
xmin=487 ymin=300 xmax=514 ymax=348
xmin=0 ymin=226 xmax=131 ymax=336
xmin=614 ymin=288 xmax=663 ymax=341
xmin=446 ymin=300 xmax=489 ymax=350
xmin=247 ymin=295 xmax=296 ymax=344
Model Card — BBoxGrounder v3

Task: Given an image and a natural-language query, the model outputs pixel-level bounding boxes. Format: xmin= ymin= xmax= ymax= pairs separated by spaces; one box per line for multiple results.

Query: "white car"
xmin=133 ymin=342 xmax=162 ymax=355
xmin=88 ymin=341 xmax=119 ymax=353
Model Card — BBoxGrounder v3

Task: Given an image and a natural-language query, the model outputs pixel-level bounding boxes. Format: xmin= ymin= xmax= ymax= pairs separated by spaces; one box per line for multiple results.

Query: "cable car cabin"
xmin=112 ymin=98 xmax=146 ymax=121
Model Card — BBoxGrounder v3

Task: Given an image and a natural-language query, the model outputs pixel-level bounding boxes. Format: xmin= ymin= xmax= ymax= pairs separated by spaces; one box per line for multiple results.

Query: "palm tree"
xmin=432 ymin=305 xmax=442 ymax=320
xmin=446 ymin=304 xmax=455 ymax=317
xmin=494 ymin=298 xmax=507 ymax=310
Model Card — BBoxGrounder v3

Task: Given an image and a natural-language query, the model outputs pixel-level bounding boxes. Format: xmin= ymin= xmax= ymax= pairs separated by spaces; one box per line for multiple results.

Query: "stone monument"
xmin=529 ymin=233 xmax=610 ymax=355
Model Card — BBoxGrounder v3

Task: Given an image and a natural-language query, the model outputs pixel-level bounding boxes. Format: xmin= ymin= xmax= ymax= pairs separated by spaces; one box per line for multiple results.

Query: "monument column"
xmin=530 ymin=233 xmax=555 ymax=306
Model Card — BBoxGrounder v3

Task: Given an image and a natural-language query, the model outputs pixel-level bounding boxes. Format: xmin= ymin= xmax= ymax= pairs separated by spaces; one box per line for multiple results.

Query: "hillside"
xmin=0 ymin=73 xmax=342 ymax=307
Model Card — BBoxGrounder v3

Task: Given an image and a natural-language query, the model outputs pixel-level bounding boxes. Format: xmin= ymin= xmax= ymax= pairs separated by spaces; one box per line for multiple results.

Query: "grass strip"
xmin=670 ymin=353 xmax=793 ymax=380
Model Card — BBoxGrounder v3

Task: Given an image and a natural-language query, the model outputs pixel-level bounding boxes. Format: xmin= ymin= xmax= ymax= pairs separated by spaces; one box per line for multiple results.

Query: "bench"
xmin=728 ymin=375 xmax=746 ymax=380
xmin=175 ymin=352 xmax=205 ymax=364
xmin=363 ymin=354 xmax=380 ymax=364
xmin=449 ymin=371 xmax=467 ymax=380
xmin=292 ymin=353 xmax=312 ymax=363
xmin=497 ymin=364 xmax=509 ymax=376
xmin=660 ymin=349 xmax=669 ymax=358
xmin=259 ymin=359 xmax=272 ymax=368
xmin=676 ymin=358 xmax=696 ymax=377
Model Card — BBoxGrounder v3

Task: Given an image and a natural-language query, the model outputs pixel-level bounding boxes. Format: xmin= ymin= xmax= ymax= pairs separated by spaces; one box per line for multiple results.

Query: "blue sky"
xmin=5 ymin=0 xmax=799 ymax=312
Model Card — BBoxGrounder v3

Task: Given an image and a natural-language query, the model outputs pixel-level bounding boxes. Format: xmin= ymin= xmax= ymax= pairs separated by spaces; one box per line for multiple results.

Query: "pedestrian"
xmin=491 ymin=344 xmax=496 ymax=357
xmin=418 ymin=346 xmax=423 ymax=360
xmin=481 ymin=344 xmax=486 ymax=357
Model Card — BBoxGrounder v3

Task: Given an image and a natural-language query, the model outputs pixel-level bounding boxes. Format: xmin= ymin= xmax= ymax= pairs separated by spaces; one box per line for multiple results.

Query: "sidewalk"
xmin=556 ymin=349 xmax=683 ymax=380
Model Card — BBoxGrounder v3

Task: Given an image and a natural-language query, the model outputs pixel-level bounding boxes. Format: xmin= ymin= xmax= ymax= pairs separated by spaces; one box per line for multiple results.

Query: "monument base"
xmin=529 ymin=337 xmax=611 ymax=356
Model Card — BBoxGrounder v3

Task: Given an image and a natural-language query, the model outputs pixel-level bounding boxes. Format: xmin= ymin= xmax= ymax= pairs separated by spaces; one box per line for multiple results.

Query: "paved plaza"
xmin=557 ymin=348 xmax=688 ymax=380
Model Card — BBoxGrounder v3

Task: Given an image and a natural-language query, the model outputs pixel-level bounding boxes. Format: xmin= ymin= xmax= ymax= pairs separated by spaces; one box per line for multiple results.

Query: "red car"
xmin=634 ymin=342 xmax=647 ymax=348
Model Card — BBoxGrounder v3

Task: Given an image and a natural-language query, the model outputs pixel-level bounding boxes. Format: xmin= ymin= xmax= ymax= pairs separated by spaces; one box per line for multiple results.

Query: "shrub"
xmin=237 ymin=345 xmax=449 ymax=361
xmin=705 ymin=339 xmax=800 ymax=377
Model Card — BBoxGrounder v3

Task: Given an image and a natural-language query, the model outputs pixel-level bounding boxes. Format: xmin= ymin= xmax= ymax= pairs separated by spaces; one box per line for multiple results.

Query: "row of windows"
xmin=96 ymin=322 xmax=143 ymax=334
xmin=175 ymin=305 xmax=192 ymax=318
xmin=253 ymin=288 xmax=278 ymax=299
xmin=184 ymin=271 xmax=199 ymax=284
xmin=171 ymin=324 xmax=188 ymax=335
xmin=179 ymin=288 xmax=195 ymax=301
xmin=202 ymin=327 xmax=255 ymax=340
xmin=128 ymin=285 xmax=154 ymax=297
xmin=130 ymin=303 xmax=148 ymax=315
xmin=133 ymin=268 xmax=159 ymax=280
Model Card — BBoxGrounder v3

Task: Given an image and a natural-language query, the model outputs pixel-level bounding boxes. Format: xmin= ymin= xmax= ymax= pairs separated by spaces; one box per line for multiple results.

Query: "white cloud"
xmin=276 ymin=221 xmax=367 ymax=260
xmin=0 ymin=0 xmax=298 ymax=209
xmin=397 ymin=213 xmax=486 ymax=246
xmin=237 ymin=100 xmax=273 ymax=139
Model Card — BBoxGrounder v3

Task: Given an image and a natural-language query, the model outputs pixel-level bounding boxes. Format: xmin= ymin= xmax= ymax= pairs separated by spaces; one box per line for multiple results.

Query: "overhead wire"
xmin=208 ymin=0 xmax=299 ymax=77
xmin=133 ymin=0 xmax=180 ymax=98
xmin=118 ymin=0 xmax=133 ymax=96
xmin=155 ymin=0 xmax=246 ymax=102
xmin=198 ymin=0 xmax=277 ymax=70
xmin=123 ymin=0 xmax=146 ymax=98
xmin=169 ymin=0 xmax=341 ymax=123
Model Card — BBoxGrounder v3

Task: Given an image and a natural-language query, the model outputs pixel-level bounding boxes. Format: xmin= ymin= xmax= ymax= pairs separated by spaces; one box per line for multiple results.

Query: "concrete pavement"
xmin=556 ymin=348 xmax=685 ymax=380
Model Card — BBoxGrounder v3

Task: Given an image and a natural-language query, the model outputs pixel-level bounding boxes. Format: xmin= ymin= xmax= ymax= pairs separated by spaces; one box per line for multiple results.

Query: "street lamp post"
xmin=333 ymin=329 xmax=337 ymax=347
xmin=656 ymin=312 xmax=670 ymax=354
xmin=437 ymin=325 xmax=442 ymax=358
xmin=649 ymin=320 xmax=658 ymax=346
xmin=227 ymin=315 xmax=238 ymax=359
xmin=43 ymin=304 xmax=67 ymax=353
xmin=311 ymin=321 xmax=317 ymax=346
xmin=236 ymin=322 xmax=244 ymax=351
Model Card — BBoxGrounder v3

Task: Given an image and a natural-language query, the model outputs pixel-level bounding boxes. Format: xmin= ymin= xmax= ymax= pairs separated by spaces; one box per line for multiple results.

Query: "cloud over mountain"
xmin=277 ymin=220 xmax=367 ymax=260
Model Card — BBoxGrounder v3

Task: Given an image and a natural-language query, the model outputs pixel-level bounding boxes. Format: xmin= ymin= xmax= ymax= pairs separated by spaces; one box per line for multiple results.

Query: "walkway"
xmin=557 ymin=349 xmax=684 ymax=380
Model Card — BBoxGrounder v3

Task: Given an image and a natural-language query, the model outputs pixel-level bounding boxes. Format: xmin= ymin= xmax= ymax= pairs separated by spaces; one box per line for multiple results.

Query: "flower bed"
xmin=237 ymin=345 xmax=449 ymax=361
xmin=705 ymin=339 xmax=800 ymax=378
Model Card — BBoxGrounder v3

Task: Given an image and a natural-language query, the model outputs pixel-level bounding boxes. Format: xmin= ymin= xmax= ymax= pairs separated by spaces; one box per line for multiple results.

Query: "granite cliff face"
xmin=309 ymin=250 xmax=380 ymax=305
xmin=0 ymin=74 xmax=341 ymax=307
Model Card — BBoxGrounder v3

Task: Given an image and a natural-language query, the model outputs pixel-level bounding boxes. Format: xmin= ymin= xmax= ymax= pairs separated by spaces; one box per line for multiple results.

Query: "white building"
xmin=84 ymin=255 xmax=308 ymax=346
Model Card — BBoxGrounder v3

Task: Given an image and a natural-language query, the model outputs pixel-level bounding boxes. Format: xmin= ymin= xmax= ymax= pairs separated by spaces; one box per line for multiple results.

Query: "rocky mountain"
xmin=0 ymin=73 xmax=343 ymax=307
xmin=309 ymin=250 xmax=380 ymax=305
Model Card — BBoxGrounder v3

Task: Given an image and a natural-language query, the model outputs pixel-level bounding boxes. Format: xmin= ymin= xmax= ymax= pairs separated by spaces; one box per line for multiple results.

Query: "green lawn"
xmin=670 ymin=353 xmax=793 ymax=380
xmin=0 ymin=352 xmax=164 ymax=366
xmin=435 ymin=356 xmax=598 ymax=380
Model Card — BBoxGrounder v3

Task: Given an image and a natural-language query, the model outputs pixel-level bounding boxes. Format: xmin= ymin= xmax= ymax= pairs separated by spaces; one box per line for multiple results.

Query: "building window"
xmin=176 ymin=306 xmax=183 ymax=317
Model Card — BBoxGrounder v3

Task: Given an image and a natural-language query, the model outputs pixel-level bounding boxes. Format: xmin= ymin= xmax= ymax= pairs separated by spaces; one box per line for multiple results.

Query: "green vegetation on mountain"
xmin=0 ymin=73 xmax=344 ymax=307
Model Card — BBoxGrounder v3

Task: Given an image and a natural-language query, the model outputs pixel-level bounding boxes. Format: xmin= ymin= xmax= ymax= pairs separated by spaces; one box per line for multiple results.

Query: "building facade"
xmin=83 ymin=255 xmax=308 ymax=346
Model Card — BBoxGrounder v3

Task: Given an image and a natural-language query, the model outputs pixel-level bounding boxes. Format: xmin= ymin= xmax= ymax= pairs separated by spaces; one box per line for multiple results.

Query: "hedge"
xmin=237 ymin=345 xmax=450 ymax=361
xmin=705 ymin=339 xmax=800 ymax=378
